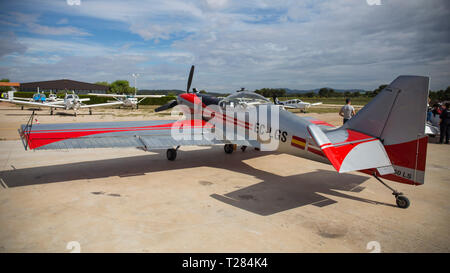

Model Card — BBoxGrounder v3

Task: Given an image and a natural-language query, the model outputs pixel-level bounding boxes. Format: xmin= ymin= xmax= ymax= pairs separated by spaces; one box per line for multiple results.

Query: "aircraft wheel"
xmin=50 ymin=109 xmax=53 ymax=115
xmin=396 ymin=195 xmax=410 ymax=209
xmin=224 ymin=144 xmax=234 ymax=154
xmin=21 ymin=106 xmax=24 ymax=110
xmin=167 ymin=148 xmax=177 ymax=161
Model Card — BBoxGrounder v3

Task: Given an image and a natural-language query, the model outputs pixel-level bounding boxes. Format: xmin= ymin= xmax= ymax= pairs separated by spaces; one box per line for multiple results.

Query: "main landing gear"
xmin=373 ymin=173 xmax=410 ymax=209
xmin=224 ymin=144 xmax=235 ymax=154
xmin=165 ymin=144 xmax=247 ymax=161
xmin=166 ymin=146 xmax=180 ymax=161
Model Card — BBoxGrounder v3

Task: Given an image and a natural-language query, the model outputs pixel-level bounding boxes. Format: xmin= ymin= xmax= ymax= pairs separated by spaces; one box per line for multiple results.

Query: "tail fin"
xmin=8 ymin=91 xmax=14 ymax=100
xmin=344 ymin=75 xmax=430 ymax=185
xmin=273 ymin=96 xmax=280 ymax=105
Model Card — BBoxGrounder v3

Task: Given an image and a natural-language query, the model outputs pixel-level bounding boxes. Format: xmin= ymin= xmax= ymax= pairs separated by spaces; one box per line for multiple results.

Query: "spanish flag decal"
xmin=291 ymin=135 xmax=306 ymax=150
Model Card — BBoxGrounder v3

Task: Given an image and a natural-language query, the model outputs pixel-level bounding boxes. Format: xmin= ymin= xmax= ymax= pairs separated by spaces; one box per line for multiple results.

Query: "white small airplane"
xmin=274 ymin=98 xmax=323 ymax=112
xmin=88 ymin=93 xmax=165 ymax=109
xmin=0 ymin=91 xmax=123 ymax=116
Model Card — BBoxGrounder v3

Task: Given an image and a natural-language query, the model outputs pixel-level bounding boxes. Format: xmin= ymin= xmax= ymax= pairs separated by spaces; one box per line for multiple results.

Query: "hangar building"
xmin=20 ymin=79 xmax=109 ymax=94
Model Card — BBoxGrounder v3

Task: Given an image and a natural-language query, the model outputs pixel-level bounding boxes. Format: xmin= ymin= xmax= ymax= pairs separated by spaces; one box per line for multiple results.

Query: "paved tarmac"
xmin=0 ymin=102 xmax=448 ymax=252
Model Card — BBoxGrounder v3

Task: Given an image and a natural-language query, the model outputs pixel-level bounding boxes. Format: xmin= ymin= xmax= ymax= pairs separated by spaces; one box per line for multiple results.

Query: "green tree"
xmin=369 ymin=84 xmax=387 ymax=97
xmin=254 ymin=88 xmax=286 ymax=98
xmin=95 ymin=81 xmax=109 ymax=87
xmin=318 ymin=88 xmax=329 ymax=97
xmin=110 ymin=80 xmax=134 ymax=94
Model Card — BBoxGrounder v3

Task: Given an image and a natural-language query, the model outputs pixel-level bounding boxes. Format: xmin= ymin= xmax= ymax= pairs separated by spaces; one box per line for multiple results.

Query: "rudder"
xmin=343 ymin=76 xmax=430 ymax=185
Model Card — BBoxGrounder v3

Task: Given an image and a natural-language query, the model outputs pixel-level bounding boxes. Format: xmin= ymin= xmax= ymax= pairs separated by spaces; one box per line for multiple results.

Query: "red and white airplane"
xmin=18 ymin=66 xmax=429 ymax=209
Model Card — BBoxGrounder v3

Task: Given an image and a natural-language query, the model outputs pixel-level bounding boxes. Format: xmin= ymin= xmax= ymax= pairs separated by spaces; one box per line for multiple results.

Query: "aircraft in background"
xmin=0 ymin=91 xmax=123 ymax=116
xmin=274 ymin=98 xmax=323 ymax=112
xmin=88 ymin=93 xmax=165 ymax=109
xmin=17 ymin=66 xmax=430 ymax=209
xmin=9 ymin=90 xmax=62 ymax=106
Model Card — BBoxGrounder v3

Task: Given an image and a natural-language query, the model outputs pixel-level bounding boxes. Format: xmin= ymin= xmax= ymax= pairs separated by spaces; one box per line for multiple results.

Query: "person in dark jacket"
xmin=439 ymin=102 xmax=450 ymax=144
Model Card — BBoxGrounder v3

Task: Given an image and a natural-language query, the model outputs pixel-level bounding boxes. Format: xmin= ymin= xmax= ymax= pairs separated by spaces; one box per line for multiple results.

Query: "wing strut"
xmin=19 ymin=110 xmax=36 ymax=150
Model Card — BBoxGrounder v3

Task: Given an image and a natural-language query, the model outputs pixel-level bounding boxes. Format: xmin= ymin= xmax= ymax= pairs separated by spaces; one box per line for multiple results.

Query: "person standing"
xmin=339 ymin=98 xmax=356 ymax=124
xmin=439 ymin=102 xmax=450 ymax=144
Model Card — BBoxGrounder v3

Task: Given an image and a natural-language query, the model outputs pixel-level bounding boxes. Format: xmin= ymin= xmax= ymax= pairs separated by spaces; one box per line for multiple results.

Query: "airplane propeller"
xmin=186 ymin=65 xmax=194 ymax=93
xmin=154 ymin=65 xmax=195 ymax=112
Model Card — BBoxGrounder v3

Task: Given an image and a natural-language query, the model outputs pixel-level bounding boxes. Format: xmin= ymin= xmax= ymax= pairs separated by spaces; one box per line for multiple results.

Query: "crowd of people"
xmin=428 ymin=102 xmax=450 ymax=144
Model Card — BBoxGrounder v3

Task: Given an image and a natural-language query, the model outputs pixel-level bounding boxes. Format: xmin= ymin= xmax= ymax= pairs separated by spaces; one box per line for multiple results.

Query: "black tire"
xmin=396 ymin=195 xmax=410 ymax=209
xmin=167 ymin=148 xmax=177 ymax=161
xmin=224 ymin=144 xmax=234 ymax=154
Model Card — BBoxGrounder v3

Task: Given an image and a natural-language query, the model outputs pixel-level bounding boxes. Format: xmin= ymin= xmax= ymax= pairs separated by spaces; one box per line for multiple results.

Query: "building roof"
xmin=0 ymin=82 xmax=20 ymax=87
xmin=20 ymin=79 xmax=108 ymax=91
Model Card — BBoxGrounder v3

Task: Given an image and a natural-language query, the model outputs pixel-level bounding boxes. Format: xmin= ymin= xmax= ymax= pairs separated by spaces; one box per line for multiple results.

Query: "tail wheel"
xmin=396 ymin=195 xmax=410 ymax=209
xmin=166 ymin=148 xmax=177 ymax=161
xmin=224 ymin=144 xmax=234 ymax=154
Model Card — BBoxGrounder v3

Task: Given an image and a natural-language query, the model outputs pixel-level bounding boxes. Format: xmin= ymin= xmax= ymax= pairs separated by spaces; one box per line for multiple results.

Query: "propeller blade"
xmin=186 ymin=65 xmax=194 ymax=93
xmin=154 ymin=100 xmax=178 ymax=112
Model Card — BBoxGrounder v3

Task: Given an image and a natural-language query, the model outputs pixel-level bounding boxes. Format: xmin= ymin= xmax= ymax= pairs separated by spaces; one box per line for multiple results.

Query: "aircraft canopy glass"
xmin=219 ymin=91 xmax=270 ymax=108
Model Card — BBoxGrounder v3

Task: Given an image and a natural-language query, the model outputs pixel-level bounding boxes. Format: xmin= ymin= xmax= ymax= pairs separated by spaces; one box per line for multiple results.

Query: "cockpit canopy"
xmin=285 ymin=99 xmax=304 ymax=104
xmin=66 ymin=94 xmax=79 ymax=100
xmin=219 ymin=91 xmax=270 ymax=108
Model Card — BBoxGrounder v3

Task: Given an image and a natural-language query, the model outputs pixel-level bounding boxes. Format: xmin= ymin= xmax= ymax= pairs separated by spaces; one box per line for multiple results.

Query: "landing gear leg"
xmin=166 ymin=146 xmax=180 ymax=161
xmin=50 ymin=108 xmax=53 ymax=115
xmin=224 ymin=144 xmax=234 ymax=154
xmin=373 ymin=173 xmax=410 ymax=209
xmin=89 ymin=108 xmax=92 ymax=115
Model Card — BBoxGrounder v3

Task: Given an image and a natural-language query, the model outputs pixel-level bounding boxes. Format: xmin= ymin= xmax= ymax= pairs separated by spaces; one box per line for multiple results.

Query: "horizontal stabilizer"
xmin=307 ymin=124 xmax=393 ymax=173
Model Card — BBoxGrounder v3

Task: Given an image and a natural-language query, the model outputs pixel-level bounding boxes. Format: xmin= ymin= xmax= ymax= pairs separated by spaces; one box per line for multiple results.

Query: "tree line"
xmin=254 ymin=85 xmax=450 ymax=101
xmin=1 ymin=78 xmax=449 ymax=101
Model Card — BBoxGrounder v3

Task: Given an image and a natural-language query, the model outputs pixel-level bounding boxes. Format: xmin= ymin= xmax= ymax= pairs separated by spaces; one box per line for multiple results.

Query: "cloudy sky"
xmin=0 ymin=0 xmax=449 ymax=92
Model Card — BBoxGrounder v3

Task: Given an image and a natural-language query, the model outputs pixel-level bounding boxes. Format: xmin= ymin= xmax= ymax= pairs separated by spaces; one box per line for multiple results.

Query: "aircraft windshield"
xmin=219 ymin=91 xmax=270 ymax=108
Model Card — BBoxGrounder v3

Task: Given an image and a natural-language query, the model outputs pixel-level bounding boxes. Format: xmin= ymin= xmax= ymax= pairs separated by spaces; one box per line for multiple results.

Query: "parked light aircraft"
xmin=17 ymin=66 xmax=430 ymax=209
xmin=274 ymin=98 xmax=323 ymax=112
xmin=0 ymin=92 xmax=123 ymax=116
xmin=88 ymin=93 xmax=165 ymax=109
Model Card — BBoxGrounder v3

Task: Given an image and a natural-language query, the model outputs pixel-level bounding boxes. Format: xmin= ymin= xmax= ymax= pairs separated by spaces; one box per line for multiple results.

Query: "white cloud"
xmin=1 ymin=0 xmax=449 ymax=90
xmin=5 ymin=12 xmax=90 ymax=36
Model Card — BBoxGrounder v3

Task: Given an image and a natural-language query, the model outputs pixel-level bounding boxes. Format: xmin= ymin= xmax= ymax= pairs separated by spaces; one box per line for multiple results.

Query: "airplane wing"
xmin=0 ymin=98 xmax=66 ymax=108
xmin=8 ymin=96 xmax=33 ymax=101
xmin=79 ymin=101 xmax=124 ymax=108
xmin=134 ymin=95 xmax=165 ymax=98
xmin=88 ymin=93 xmax=126 ymax=98
xmin=310 ymin=102 xmax=322 ymax=106
xmin=19 ymin=119 xmax=223 ymax=150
